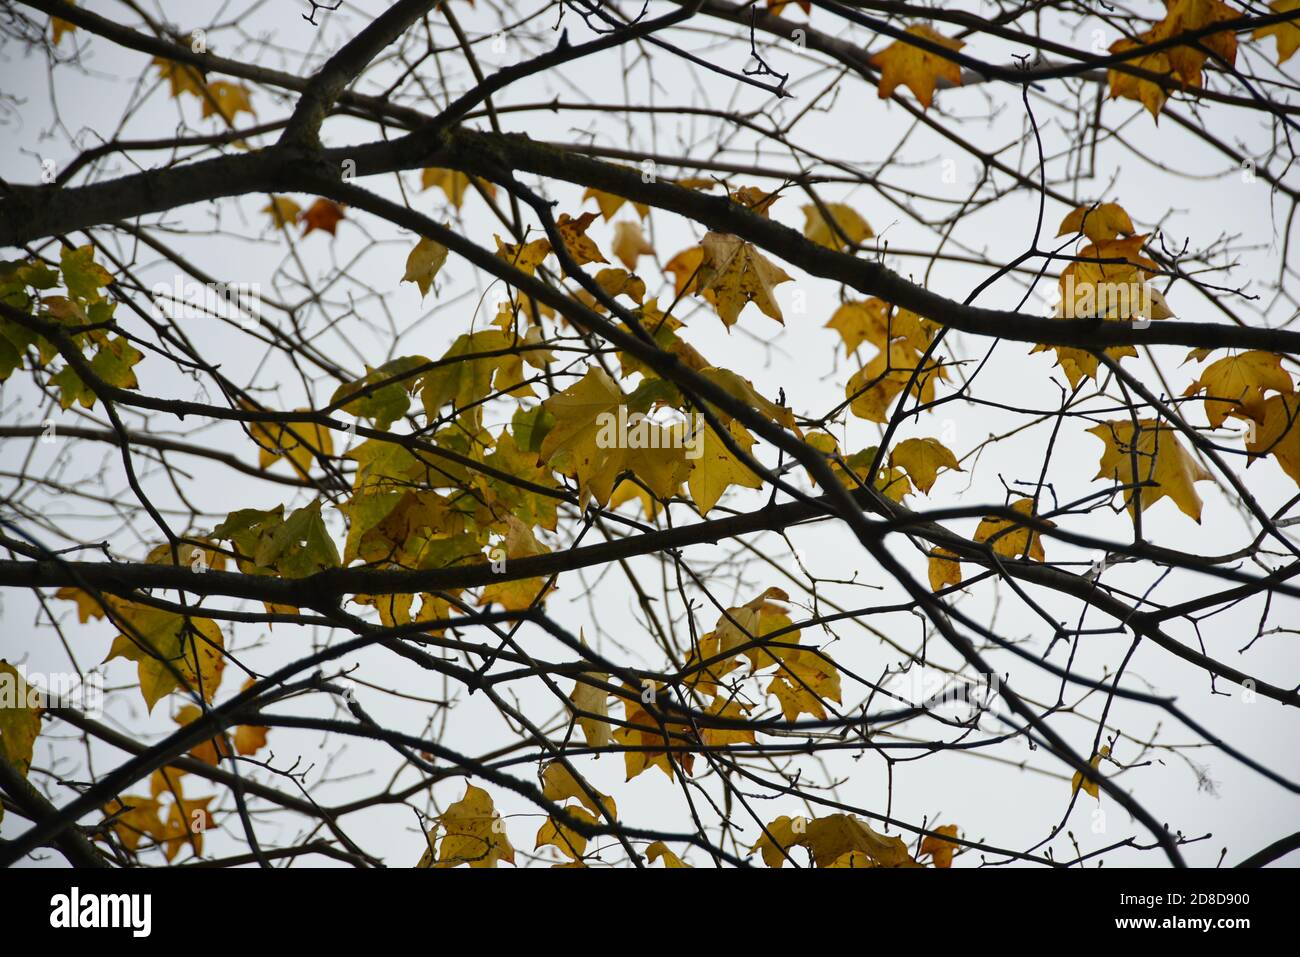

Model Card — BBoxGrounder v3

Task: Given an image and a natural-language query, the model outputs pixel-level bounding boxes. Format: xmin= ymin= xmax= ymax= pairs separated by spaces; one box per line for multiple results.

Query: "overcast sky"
xmin=2 ymin=0 xmax=1298 ymax=868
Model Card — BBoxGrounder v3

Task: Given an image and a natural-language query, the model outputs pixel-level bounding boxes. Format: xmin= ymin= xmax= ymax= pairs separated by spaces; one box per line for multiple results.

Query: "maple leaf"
xmin=261 ymin=196 xmax=302 ymax=230
xmin=756 ymin=812 xmax=919 ymax=868
xmin=805 ymin=814 xmax=919 ymax=868
xmin=300 ymin=198 xmax=346 ymax=237
xmin=766 ymin=647 xmax=842 ymax=721
xmin=611 ymin=221 xmax=654 ymax=270
xmin=729 ymin=185 xmax=780 ymax=217
xmin=889 ymin=436 xmax=962 ymax=494
xmin=646 ymin=841 xmax=691 ymax=867
xmin=1253 ymin=0 xmax=1300 ymax=64
xmin=160 ymin=792 xmax=215 ymax=861
xmin=869 ymin=24 xmax=965 ymax=109
xmin=478 ymin=514 xmax=554 ymax=611
xmin=50 ymin=334 xmax=144 ymax=410
xmin=152 ymin=56 xmax=205 ymax=99
xmin=615 ymin=693 xmax=695 ymax=781
xmin=973 ymin=497 xmax=1051 ymax=562
xmin=1245 ymin=393 xmax=1300 ymax=485
xmin=330 ymin=354 xmax=426 ymax=430
xmin=213 ymin=501 xmax=341 ymax=594
xmin=540 ymin=761 xmax=617 ymax=819
xmin=60 ymin=244 xmax=114 ymax=302
xmin=697 ymin=232 xmax=792 ymax=328
xmin=51 ymin=6 xmax=77 ymax=46
xmin=1152 ymin=0 xmax=1238 ymax=86
xmin=751 ymin=815 xmax=804 ymax=867
xmin=927 ymin=547 xmax=963 ymax=592
xmin=1107 ymin=35 xmax=1172 ymax=119
xmin=825 ymin=298 xmax=933 ymax=356
xmin=701 ymin=696 xmax=758 ymax=748
xmin=804 ymin=435 xmax=912 ymax=501
xmin=846 ymin=340 xmax=945 ymax=423
xmin=251 ymin=410 xmax=334 ymax=478
xmin=686 ymin=418 xmax=763 ymax=516
xmin=54 ymin=586 xmax=107 ymax=623
xmin=1072 ymin=745 xmax=1111 ymax=800
xmin=766 ymin=0 xmax=811 ymax=16
xmin=401 ymin=234 xmax=450 ymax=298
xmin=583 ymin=186 xmax=649 ymax=221
xmin=173 ymin=702 xmax=261 ymax=765
xmin=920 ymin=824 xmax=961 ymax=868
xmin=1087 ymin=419 xmax=1213 ymax=521
xmin=801 ymin=202 xmax=873 ymax=251
xmin=200 ymin=81 xmax=255 ymax=122
xmin=420 ymin=168 xmax=497 ymax=208
xmin=104 ymin=601 xmax=226 ymax=711
xmin=418 ymin=329 xmax=511 ymax=414
xmin=535 ymin=806 xmax=598 ymax=860
xmin=101 ymin=794 xmax=166 ymax=853
xmin=0 ymin=660 xmax=42 ymax=786
xmin=426 ymin=784 xmax=515 ymax=868
xmin=1182 ymin=350 xmax=1294 ymax=427
xmin=1058 ymin=202 xmax=1136 ymax=243
xmin=555 ymin=211 xmax=609 ymax=268
xmin=568 ymin=674 xmax=613 ymax=747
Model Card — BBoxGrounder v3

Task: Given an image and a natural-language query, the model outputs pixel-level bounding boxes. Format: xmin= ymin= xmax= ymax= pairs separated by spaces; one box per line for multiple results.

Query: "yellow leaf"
xmin=201 ymin=81 xmax=255 ymax=122
xmin=1107 ymin=35 xmax=1171 ymax=119
xmin=556 ymin=212 xmax=608 ymax=268
xmin=104 ymin=603 xmax=225 ymax=711
xmin=973 ymin=497 xmax=1051 ymax=562
xmin=869 ymin=24 xmax=965 ymax=109
xmin=420 ymin=168 xmax=497 ymax=208
xmin=920 ymin=824 xmax=960 ymax=867
xmin=1072 ymin=745 xmax=1111 ymax=800
xmin=569 ymin=674 xmax=612 ymax=747
xmin=1152 ymin=0 xmax=1238 ymax=85
xmin=803 ymin=814 xmax=919 ymax=868
xmin=401 ymin=235 xmax=450 ymax=298
xmin=1253 ymin=0 xmax=1300 ymax=64
xmin=583 ymin=186 xmax=649 ymax=221
xmin=1245 ymin=393 xmax=1300 ymax=485
xmin=611 ymin=221 xmax=654 ymax=270
xmin=152 ymin=56 xmax=206 ymax=99
xmin=697 ymin=232 xmax=792 ymax=328
xmin=1088 ymin=420 xmax=1214 ymax=521
xmin=889 ymin=436 xmax=961 ymax=494
xmin=801 ymin=202 xmax=873 ymax=251
xmin=0 ymin=660 xmax=42 ymax=779
xmin=252 ymin=411 xmax=334 ymax=478
xmin=433 ymin=784 xmax=515 ymax=867
xmin=615 ymin=695 xmax=694 ymax=781
xmin=1057 ymin=202 xmax=1136 ymax=242
xmin=751 ymin=815 xmax=803 ymax=867
xmin=686 ymin=418 xmax=763 ymax=516
xmin=535 ymin=806 xmax=597 ymax=860
xmin=261 ymin=196 xmax=302 ymax=230
xmin=846 ymin=341 xmax=945 ymax=423
xmin=1183 ymin=350 xmax=1294 ymax=428
xmin=540 ymin=761 xmax=617 ymax=819
xmin=646 ymin=841 xmax=691 ymax=867
xmin=766 ymin=647 xmax=842 ymax=720
xmin=51 ymin=6 xmax=77 ymax=46
xmin=927 ymin=547 xmax=963 ymax=592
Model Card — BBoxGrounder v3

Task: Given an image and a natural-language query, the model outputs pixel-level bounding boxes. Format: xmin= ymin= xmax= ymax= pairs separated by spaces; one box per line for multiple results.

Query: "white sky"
xmin=2 ymin=0 xmax=1298 ymax=868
